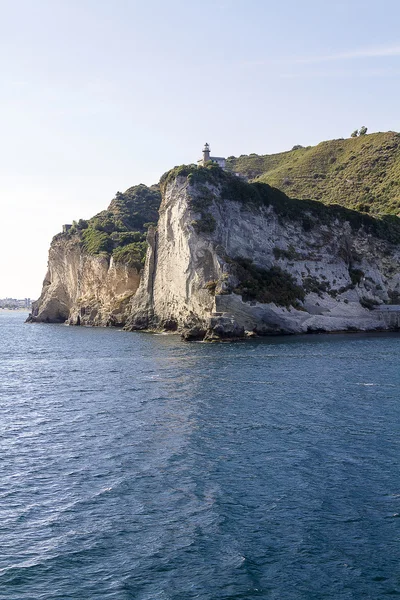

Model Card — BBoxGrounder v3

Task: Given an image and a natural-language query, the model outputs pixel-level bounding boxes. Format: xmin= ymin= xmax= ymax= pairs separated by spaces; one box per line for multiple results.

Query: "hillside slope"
xmin=226 ymin=131 xmax=400 ymax=215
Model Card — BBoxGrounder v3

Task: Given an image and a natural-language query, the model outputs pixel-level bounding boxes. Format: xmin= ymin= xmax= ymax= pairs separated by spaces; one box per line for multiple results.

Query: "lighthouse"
xmin=197 ymin=143 xmax=226 ymax=169
xmin=202 ymin=142 xmax=211 ymax=163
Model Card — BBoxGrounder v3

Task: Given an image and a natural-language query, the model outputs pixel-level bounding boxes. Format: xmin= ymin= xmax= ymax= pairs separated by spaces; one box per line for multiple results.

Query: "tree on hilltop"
xmin=351 ymin=126 xmax=368 ymax=138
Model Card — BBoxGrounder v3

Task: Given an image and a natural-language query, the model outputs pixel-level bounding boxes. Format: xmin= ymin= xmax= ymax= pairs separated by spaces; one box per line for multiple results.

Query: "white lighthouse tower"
xmin=197 ymin=143 xmax=226 ymax=169
xmin=202 ymin=142 xmax=211 ymax=163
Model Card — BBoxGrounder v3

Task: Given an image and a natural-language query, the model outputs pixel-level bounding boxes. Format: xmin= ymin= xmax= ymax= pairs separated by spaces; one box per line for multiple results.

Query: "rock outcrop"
xmin=28 ymin=234 xmax=140 ymax=326
xmin=30 ymin=164 xmax=400 ymax=340
xmin=125 ymin=168 xmax=400 ymax=339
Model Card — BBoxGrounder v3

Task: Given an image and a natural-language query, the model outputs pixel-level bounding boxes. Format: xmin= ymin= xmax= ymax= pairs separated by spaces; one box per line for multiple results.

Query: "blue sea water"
xmin=1 ymin=311 xmax=400 ymax=600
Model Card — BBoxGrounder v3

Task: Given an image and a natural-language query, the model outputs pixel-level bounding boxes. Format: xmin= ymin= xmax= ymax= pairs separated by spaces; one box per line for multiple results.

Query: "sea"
xmin=1 ymin=310 xmax=400 ymax=600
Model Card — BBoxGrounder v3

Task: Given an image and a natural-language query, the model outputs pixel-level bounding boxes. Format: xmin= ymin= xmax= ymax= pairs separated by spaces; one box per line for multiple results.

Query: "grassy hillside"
xmin=226 ymin=131 xmax=400 ymax=215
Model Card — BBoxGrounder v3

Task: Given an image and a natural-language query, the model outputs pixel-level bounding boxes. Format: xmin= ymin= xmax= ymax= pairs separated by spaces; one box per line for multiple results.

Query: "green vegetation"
xmin=112 ymin=241 xmax=147 ymax=269
xmin=81 ymin=229 xmax=113 ymax=254
xmin=190 ymin=184 xmax=217 ymax=233
xmin=191 ymin=213 xmax=216 ymax=234
xmin=160 ymin=162 xmax=224 ymax=194
xmin=360 ymin=297 xmax=379 ymax=310
xmin=89 ymin=184 xmax=160 ymax=232
xmin=273 ymin=245 xmax=303 ymax=260
xmin=229 ymin=258 xmax=305 ymax=307
xmin=226 ymin=131 xmax=400 ymax=215
xmin=65 ymin=184 xmax=161 ymax=267
xmin=388 ymin=290 xmax=400 ymax=304
xmin=110 ymin=231 xmax=143 ymax=246
xmin=204 ymin=280 xmax=218 ymax=295
xmin=349 ymin=268 xmax=365 ymax=285
xmin=160 ymin=164 xmax=196 ymax=192
xmin=303 ymin=276 xmax=331 ymax=296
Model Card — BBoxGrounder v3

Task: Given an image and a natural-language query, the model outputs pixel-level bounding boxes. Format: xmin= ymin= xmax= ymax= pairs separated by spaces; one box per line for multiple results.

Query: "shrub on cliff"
xmin=111 ymin=231 xmax=144 ymax=247
xmin=230 ymin=258 xmax=305 ymax=307
xmin=73 ymin=184 xmax=160 ymax=260
xmin=81 ymin=229 xmax=113 ymax=254
xmin=160 ymin=162 xmax=226 ymax=194
xmin=159 ymin=164 xmax=197 ymax=193
xmin=112 ymin=242 xmax=147 ymax=269
xmin=349 ymin=268 xmax=364 ymax=285
xmin=89 ymin=185 xmax=161 ymax=234
xmin=191 ymin=213 xmax=216 ymax=234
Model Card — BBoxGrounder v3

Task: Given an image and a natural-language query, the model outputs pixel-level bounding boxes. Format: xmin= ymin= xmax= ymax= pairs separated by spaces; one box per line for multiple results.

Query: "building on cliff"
xmin=197 ymin=143 xmax=226 ymax=169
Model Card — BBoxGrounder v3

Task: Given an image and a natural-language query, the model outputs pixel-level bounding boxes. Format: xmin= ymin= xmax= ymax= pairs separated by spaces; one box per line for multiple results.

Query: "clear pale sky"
xmin=1 ymin=0 xmax=400 ymax=298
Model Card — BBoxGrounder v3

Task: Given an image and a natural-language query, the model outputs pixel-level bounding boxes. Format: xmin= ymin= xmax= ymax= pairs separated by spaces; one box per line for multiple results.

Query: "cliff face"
xmin=30 ymin=165 xmax=400 ymax=339
xmin=29 ymin=183 xmax=160 ymax=326
xmin=125 ymin=178 xmax=220 ymax=335
xmin=125 ymin=170 xmax=400 ymax=339
xmin=29 ymin=234 xmax=140 ymax=326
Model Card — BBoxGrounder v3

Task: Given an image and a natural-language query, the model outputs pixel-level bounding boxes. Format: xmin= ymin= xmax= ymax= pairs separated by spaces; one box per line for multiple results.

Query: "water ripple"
xmin=1 ymin=313 xmax=400 ymax=599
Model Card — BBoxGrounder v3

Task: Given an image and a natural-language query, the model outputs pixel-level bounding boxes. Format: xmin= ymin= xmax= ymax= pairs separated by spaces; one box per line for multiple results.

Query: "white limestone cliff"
xmin=30 ymin=170 xmax=400 ymax=339
xmin=125 ymin=174 xmax=400 ymax=338
xmin=28 ymin=234 xmax=140 ymax=326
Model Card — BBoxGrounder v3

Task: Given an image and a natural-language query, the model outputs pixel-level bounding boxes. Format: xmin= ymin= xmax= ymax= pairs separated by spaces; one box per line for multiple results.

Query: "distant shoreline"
xmin=0 ymin=308 xmax=30 ymax=312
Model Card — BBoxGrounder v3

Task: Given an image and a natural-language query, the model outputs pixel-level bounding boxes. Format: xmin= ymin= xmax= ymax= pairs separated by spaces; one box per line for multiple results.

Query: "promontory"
xmin=28 ymin=132 xmax=400 ymax=339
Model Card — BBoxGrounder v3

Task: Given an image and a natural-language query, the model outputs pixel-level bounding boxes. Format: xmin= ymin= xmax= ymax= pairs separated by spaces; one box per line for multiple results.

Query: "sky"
xmin=1 ymin=0 xmax=400 ymax=299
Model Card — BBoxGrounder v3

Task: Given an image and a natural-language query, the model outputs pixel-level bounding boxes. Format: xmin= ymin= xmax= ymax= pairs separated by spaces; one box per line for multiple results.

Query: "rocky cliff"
xmin=30 ymin=163 xmax=400 ymax=339
xmin=126 ymin=165 xmax=400 ymax=339
xmin=28 ymin=233 xmax=141 ymax=326
xmin=28 ymin=183 xmax=160 ymax=326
